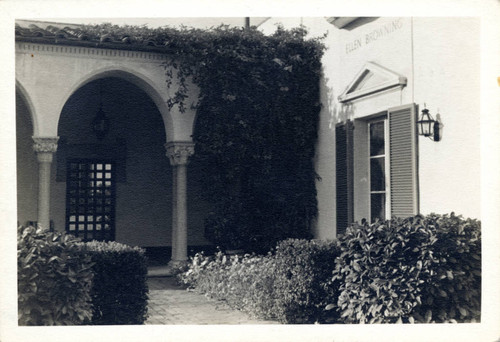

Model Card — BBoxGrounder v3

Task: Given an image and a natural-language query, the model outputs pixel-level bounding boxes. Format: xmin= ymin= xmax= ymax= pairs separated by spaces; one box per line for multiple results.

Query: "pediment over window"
xmin=338 ymin=62 xmax=407 ymax=103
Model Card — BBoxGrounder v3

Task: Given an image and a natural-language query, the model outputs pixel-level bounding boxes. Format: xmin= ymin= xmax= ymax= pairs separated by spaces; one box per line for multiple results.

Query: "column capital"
xmin=165 ymin=141 xmax=195 ymax=166
xmin=32 ymin=137 xmax=59 ymax=154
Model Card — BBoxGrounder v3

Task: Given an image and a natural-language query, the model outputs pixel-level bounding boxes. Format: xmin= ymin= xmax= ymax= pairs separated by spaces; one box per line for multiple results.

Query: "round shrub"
xmin=412 ymin=213 xmax=481 ymax=323
xmin=273 ymin=239 xmax=340 ymax=324
xmin=81 ymin=241 xmax=149 ymax=325
xmin=331 ymin=213 xmax=481 ymax=323
xmin=18 ymin=226 xmax=94 ymax=325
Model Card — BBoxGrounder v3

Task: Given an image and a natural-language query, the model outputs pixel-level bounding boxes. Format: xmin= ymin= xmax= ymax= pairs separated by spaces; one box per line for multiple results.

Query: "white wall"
xmin=16 ymin=93 xmax=38 ymax=226
xmin=260 ymin=17 xmax=481 ymax=240
xmin=413 ymin=17 xmax=480 ymax=219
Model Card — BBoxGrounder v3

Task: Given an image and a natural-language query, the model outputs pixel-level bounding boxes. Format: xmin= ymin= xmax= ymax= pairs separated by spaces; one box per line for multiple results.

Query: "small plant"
xmin=330 ymin=213 xmax=481 ymax=323
xmin=18 ymin=226 xmax=94 ymax=325
xmin=81 ymin=240 xmax=149 ymax=325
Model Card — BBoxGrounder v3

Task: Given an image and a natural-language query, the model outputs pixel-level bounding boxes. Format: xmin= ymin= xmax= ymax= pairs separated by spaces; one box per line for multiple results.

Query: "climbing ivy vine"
xmin=76 ymin=23 xmax=326 ymax=252
xmin=163 ymin=25 xmax=326 ymax=252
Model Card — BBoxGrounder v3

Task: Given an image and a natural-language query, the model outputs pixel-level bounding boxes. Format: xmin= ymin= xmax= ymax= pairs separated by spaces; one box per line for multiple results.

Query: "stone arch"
xmin=15 ymin=79 xmax=38 ymax=136
xmin=57 ymin=66 xmax=175 ymax=142
xmin=54 ymin=72 xmax=174 ymax=246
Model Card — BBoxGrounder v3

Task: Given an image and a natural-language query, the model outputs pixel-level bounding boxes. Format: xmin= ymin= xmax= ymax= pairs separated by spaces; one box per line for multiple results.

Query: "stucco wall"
xmin=16 ymin=93 xmax=38 ymax=226
xmin=15 ymin=42 xmax=198 ymax=142
xmin=260 ymin=17 xmax=481 ymax=239
xmin=15 ymin=43 xmax=211 ymax=247
xmin=413 ymin=17 xmax=480 ymax=218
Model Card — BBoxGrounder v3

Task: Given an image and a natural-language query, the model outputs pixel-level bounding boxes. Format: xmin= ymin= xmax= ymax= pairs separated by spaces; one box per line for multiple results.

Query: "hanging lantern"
xmin=92 ymin=79 xmax=110 ymax=140
xmin=92 ymin=105 xmax=110 ymax=140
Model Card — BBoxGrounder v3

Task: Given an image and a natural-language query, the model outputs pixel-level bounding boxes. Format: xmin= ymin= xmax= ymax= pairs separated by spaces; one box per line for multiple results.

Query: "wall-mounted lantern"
xmin=417 ymin=106 xmax=442 ymax=142
xmin=92 ymin=80 xmax=110 ymax=140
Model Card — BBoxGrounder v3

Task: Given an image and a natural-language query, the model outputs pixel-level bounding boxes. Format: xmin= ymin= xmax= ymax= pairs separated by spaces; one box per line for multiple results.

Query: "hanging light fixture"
xmin=417 ymin=105 xmax=441 ymax=141
xmin=92 ymin=79 xmax=110 ymax=140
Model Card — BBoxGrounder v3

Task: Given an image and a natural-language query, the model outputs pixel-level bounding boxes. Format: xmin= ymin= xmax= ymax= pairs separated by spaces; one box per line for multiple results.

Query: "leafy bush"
xmin=330 ymin=213 xmax=481 ymax=323
xmin=273 ymin=239 xmax=340 ymax=323
xmin=412 ymin=213 xmax=481 ymax=323
xmin=18 ymin=226 xmax=94 ymax=325
xmin=81 ymin=240 xmax=149 ymax=325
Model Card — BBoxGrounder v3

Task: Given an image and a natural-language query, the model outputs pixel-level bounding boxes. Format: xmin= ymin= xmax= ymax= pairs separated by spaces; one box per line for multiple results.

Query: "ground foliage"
xmin=178 ymin=250 xmax=279 ymax=320
xmin=330 ymin=213 xmax=481 ymax=324
xmin=177 ymin=239 xmax=341 ymax=324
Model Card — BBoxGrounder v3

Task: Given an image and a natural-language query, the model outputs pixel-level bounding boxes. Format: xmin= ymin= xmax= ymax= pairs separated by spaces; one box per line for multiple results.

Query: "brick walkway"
xmin=145 ymin=277 xmax=279 ymax=325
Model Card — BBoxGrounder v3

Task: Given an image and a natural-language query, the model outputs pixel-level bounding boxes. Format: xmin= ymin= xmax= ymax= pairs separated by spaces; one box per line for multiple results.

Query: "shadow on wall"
xmin=321 ymin=74 xmax=355 ymax=129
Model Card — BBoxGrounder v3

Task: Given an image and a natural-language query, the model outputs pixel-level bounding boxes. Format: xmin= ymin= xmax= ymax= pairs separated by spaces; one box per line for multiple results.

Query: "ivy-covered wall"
xmin=161 ymin=25 xmax=326 ymax=252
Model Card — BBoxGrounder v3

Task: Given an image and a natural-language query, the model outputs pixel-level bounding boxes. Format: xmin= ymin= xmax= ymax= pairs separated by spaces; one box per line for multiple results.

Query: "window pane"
xmin=370 ymin=122 xmax=385 ymax=156
xmin=370 ymin=157 xmax=385 ymax=191
xmin=371 ymin=193 xmax=386 ymax=222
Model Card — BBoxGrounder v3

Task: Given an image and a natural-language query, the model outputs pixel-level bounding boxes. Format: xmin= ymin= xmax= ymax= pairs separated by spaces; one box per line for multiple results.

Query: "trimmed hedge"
xmin=273 ymin=239 xmax=340 ymax=323
xmin=18 ymin=226 xmax=94 ymax=325
xmin=331 ymin=213 xmax=481 ymax=323
xmin=81 ymin=241 xmax=149 ymax=325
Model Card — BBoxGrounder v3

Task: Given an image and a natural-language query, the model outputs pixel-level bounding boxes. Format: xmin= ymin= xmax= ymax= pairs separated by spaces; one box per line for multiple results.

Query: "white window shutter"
xmin=388 ymin=104 xmax=419 ymax=218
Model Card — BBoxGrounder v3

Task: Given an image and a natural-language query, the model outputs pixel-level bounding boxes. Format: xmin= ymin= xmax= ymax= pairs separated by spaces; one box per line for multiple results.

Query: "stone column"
xmin=165 ymin=141 xmax=195 ymax=267
xmin=32 ymin=137 xmax=59 ymax=230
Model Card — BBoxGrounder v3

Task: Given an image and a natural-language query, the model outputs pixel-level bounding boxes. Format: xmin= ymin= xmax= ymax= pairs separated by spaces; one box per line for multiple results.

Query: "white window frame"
xmin=367 ymin=117 xmax=391 ymax=222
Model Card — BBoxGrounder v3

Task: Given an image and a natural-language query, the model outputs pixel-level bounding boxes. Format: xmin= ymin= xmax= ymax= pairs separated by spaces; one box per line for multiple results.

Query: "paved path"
xmin=146 ymin=277 xmax=279 ymax=325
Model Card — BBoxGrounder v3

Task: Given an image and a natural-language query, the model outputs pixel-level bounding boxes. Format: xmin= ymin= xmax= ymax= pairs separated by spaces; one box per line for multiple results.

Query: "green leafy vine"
xmin=74 ymin=23 xmax=326 ymax=252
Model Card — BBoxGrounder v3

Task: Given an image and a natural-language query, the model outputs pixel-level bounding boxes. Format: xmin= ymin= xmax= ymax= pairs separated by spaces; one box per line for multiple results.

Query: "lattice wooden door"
xmin=66 ymin=160 xmax=116 ymax=241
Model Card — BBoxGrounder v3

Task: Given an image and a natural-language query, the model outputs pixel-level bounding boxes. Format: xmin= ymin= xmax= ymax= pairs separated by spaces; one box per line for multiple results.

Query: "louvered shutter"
xmin=336 ymin=121 xmax=354 ymax=234
xmin=388 ymin=104 xmax=419 ymax=218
